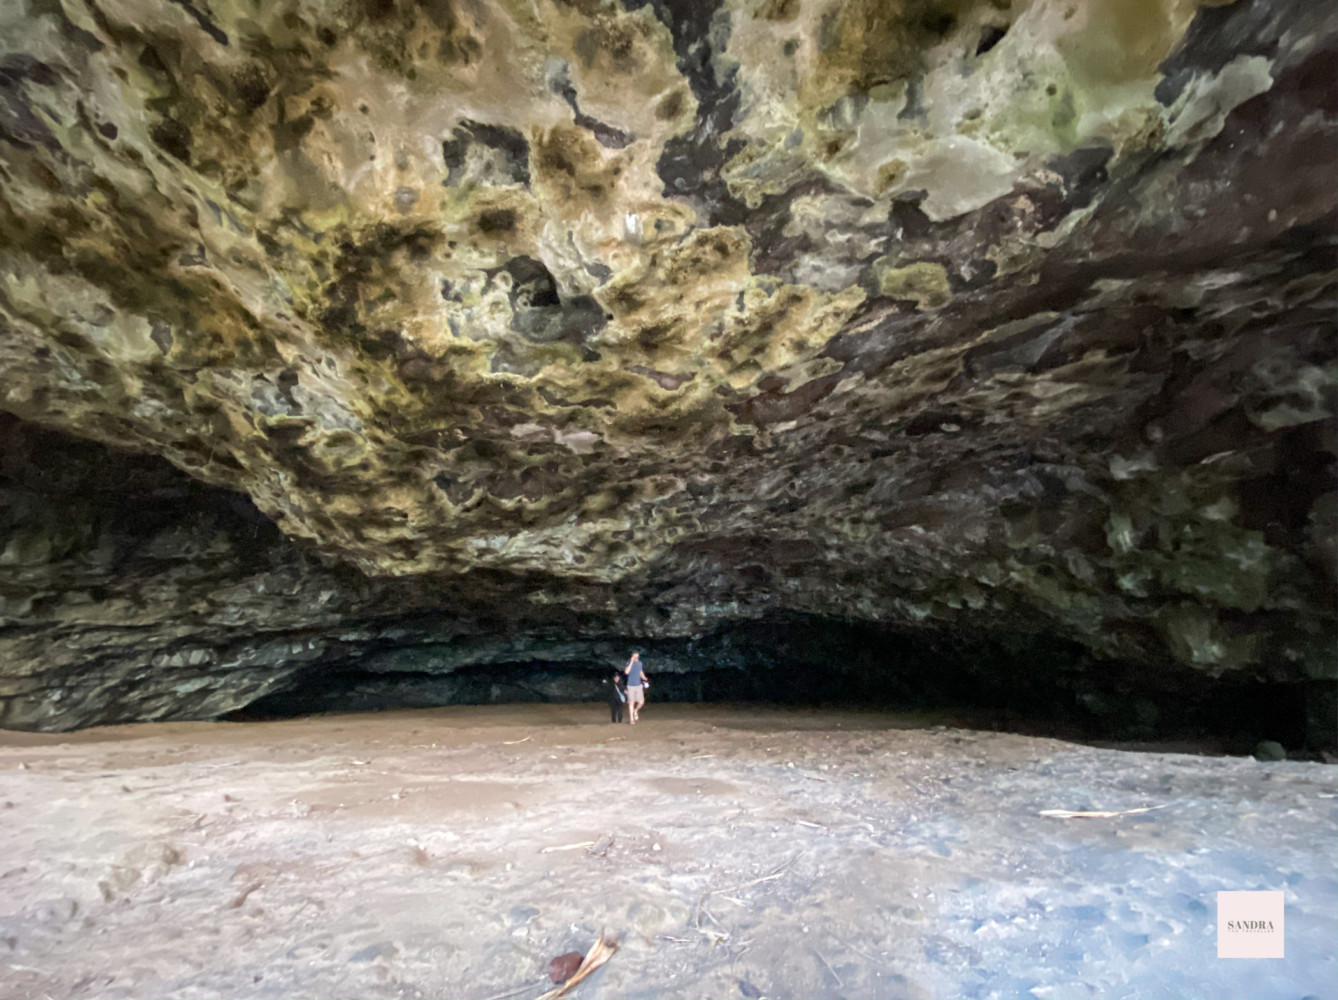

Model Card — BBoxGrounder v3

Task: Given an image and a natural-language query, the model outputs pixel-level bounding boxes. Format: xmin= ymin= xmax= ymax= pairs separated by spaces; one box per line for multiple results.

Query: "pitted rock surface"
xmin=0 ymin=0 xmax=1334 ymax=730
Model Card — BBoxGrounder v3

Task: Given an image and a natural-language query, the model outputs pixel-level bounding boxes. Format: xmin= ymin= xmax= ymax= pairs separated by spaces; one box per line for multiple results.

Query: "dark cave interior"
xmin=227 ymin=613 xmax=1329 ymax=756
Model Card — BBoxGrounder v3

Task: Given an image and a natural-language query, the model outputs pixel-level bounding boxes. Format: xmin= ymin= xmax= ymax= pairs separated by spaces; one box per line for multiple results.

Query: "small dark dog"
xmin=606 ymin=668 xmax=627 ymax=723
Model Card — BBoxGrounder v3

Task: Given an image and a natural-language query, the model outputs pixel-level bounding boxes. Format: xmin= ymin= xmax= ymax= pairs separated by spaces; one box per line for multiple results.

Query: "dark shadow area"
xmin=0 ymin=412 xmax=286 ymax=574
xmin=227 ymin=614 xmax=1333 ymax=756
xmin=230 ymin=660 xmax=619 ymax=718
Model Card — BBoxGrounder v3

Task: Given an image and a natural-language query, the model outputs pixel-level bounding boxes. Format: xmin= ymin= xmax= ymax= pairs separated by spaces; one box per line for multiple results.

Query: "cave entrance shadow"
xmin=224 ymin=660 xmax=620 ymax=722
xmin=222 ymin=613 xmax=1325 ymax=756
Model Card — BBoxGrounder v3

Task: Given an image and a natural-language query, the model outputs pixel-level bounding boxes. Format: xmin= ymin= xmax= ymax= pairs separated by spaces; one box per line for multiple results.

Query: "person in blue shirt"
xmin=623 ymin=651 xmax=649 ymax=724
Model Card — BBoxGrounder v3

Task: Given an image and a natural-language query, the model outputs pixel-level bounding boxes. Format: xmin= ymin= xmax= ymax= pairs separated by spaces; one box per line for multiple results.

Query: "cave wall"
xmin=0 ymin=0 xmax=1334 ymax=732
xmin=2 ymin=412 xmax=1330 ymax=748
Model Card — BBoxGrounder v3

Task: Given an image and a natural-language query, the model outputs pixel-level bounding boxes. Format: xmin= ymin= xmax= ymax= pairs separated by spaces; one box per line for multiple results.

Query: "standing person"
xmin=605 ymin=666 xmax=627 ymax=724
xmin=623 ymin=651 xmax=649 ymax=725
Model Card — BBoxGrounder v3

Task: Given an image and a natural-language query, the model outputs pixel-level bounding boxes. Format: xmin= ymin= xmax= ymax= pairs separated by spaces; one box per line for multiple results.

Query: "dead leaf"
xmin=547 ymin=952 xmax=583 ymax=983
xmin=536 ymin=931 xmax=617 ymax=1000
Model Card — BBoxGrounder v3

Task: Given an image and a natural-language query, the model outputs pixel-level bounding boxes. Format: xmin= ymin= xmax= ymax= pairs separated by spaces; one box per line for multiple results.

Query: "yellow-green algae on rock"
xmin=0 ymin=0 xmax=1334 ymax=731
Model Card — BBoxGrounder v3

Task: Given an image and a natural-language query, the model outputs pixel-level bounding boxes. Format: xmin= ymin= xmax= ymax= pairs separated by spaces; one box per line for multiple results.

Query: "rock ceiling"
xmin=0 ymin=0 xmax=1334 ymax=729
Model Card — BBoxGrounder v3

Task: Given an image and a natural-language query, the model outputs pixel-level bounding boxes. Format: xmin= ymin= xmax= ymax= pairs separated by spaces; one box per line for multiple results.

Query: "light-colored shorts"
xmin=626 ymin=684 xmax=645 ymax=706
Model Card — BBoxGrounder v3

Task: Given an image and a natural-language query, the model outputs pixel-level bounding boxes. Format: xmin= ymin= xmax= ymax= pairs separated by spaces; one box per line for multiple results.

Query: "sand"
xmin=1 ymin=703 xmax=1335 ymax=999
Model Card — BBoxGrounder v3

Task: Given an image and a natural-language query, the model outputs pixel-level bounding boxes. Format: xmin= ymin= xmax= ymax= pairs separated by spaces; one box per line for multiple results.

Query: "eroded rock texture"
xmin=0 ymin=0 xmax=1334 ymax=734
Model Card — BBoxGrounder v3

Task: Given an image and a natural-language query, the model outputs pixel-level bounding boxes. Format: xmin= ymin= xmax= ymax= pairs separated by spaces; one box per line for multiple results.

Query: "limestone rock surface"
xmin=0 ymin=0 xmax=1334 ymax=731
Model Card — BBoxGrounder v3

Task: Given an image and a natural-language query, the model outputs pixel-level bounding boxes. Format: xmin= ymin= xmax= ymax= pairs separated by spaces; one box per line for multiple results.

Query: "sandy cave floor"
xmin=1 ymin=704 xmax=1335 ymax=1000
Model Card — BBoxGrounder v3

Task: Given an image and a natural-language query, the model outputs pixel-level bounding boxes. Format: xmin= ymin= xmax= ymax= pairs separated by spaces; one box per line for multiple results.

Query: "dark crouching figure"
xmin=606 ymin=667 xmax=627 ymax=723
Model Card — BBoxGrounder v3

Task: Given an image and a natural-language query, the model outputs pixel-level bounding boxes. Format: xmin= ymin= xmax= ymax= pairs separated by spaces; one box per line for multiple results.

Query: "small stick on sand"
xmin=540 ymin=841 xmax=596 ymax=854
xmin=535 ymin=931 xmax=617 ymax=1000
xmin=1039 ymin=805 xmax=1168 ymax=819
xmin=813 ymin=948 xmax=843 ymax=988
xmin=719 ymin=850 xmax=805 ymax=894
xmin=699 ymin=904 xmax=728 ymax=934
xmin=844 ymin=941 xmax=881 ymax=962
xmin=502 ymin=737 xmax=531 ymax=745
xmin=690 ymin=754 xmax=715 ymax=759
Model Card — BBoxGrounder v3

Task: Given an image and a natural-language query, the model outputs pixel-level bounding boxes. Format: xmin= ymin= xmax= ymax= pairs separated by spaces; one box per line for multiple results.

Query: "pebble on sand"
xmin=1254 ymin=741 xmax=1287 ymax=762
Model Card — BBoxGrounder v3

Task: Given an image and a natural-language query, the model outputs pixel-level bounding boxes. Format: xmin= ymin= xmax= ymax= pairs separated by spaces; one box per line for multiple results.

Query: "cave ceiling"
xmin=0 ymin=0 xmax=1334 ymax=729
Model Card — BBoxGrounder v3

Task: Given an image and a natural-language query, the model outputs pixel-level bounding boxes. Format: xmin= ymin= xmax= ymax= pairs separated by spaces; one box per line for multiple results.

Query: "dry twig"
xmin=813 ymin=948 xmax=843 ymax=988
xmin=534 ymin=931 xmax=617 ymax=1000
xmin=719 ymin=851 xmax=805 ymax=894
xmin=698 ymin=903 xmax=728 ymax=934
xmin=1039 ymin=805 xmax=1168 ymax=819
xmin=844 ymin=940 xmax=881 ymax=962
xmin=540 ymin=842 xmax=596 ymax=854
xmin=691 ymin=851 xmax=805 ymax=938
xmin=502 ymin=737 xmax=532 ymax=746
